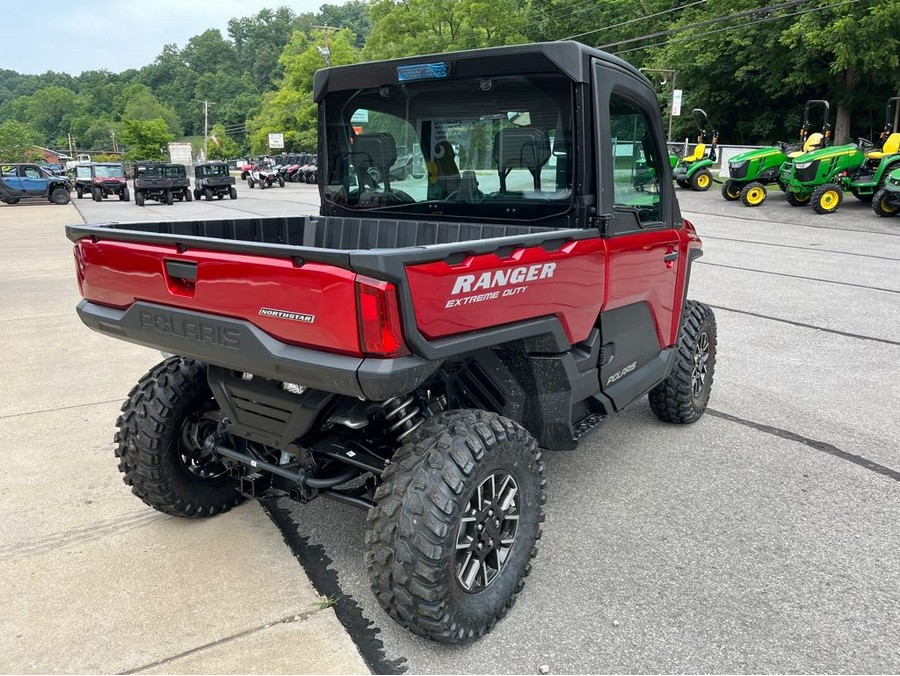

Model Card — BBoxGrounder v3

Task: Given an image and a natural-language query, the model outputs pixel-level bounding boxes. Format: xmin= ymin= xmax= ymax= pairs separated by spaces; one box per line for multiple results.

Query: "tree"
xmin=115 ymin=84 xmax=182 ymax=136
xmin=207 ymin=124 xmax=241 ymax=159
xmin=0 ymin=120 xmax=40 ymax=161
xmin=20 ymin=86 xmax=83 ymax=145
xmin=247 ymin=28 xmax=359 ymax=153
xmin=118 ymin=118 xmax=173 ymax=160
xmin=228 ymin=7 xmax=299 ymax=87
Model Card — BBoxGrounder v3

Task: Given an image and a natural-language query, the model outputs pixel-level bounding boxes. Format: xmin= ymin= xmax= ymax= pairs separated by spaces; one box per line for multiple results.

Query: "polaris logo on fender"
xmin=259 ymin=307 xmax=315 ymax=324
xmin=606 ymin=361 xmax=637 ymax=386
xmin=451 ymin=263 xmax=557 ymax=295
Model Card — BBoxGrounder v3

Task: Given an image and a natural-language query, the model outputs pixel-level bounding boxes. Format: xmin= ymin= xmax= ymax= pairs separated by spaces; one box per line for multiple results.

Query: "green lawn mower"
xmin=781 ymin=97 xmax=900 ymax=214
xmin=722 ymin=100 xmax=830 ymax=207
xmin=872 ymin=167 xmax=900 ymax=217
xmin=673 ymin=109 xmax=718 ymax=191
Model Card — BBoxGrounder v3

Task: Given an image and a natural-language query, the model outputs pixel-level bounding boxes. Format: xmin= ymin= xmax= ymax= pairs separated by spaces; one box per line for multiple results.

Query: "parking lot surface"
xmin=5 ymin=180 xmax=898 ymax=673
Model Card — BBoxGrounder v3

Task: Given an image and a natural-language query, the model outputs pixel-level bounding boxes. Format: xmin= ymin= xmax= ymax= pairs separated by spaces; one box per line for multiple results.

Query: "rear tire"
xmin=115 ymin=357 xmax=243 ymax=518
xmin=120 ymin=187 xmax=130 ymax=202
xmin=247 ymin=178 xmax=255 ymax=189
xmin=690 ymin=169 xmax=712 ymax=191
xmin=740 ymin=181 xmax=767 ymax=207
xmin=49 ymin=187 xmax=71 ymax=205
xmin=76 ymin=186 xmax=83 ymax=199
xmin=2 ymin=197 xmax=20 ymax=204
xmin=135 ymin=191 xmax=145 ymax=206
xmin=649 ymin=300 xmax=717 ymax=424
xmin=185 ymin=189 xmax=192 ymax=202
xmin=851 ymin=189 xmax=873 ymax=203
xmin=366 ymin=410 xmax=545 ymax=644
xmin=721 ymin=180 xmax=742 ymax=201
xmin=676 ymin=178 xmax=690 ymax=189
xmin=205 ymin=188 xmax=214 ymax=201
xmin=811 ymin=183 xmax=843 ymax=214
xmin=278 ymin=176 xmax=285 ymax=187
xmin=229 ymin=187 xmax=237 ymax=200
xmin=165 ymin=190 xmax=174 ymax=206
xmin=92 ymin=187 xmax=102 ymax=202
xmin=872 ymin=188 xmax=899 ymax=217
xmin=193 ymin=190 xmax=201 ymax=200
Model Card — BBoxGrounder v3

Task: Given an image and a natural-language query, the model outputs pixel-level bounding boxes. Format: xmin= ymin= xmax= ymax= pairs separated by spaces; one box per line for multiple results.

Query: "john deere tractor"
xmin=722 ymin=100 xmax=830 ymax=207
xmin=781 ymin=97 xmax=900 ymax=214
xmin=673 ymin=109 xmax=718 ymax=191
xmin=872 ymin=167 xmax=900 ymax=218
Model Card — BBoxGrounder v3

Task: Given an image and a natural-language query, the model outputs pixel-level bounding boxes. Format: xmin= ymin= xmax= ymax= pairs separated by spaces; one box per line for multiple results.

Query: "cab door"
xmin=593 ymin=60 xmax=685 ymax=410
xmin=20 ymin=165 xmax=48 ymax=195
xmin=1 ymin=164 xmax=23 ymax=196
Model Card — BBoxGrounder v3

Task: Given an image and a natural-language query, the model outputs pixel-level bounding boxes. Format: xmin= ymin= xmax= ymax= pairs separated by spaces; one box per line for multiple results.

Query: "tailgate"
xmin=74 ymin=239 xmax=363 ymax=357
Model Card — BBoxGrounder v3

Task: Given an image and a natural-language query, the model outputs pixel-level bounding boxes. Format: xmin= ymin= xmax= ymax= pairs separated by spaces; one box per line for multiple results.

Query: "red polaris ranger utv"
xmin=67 ymin=42 xmax=715 ymax=644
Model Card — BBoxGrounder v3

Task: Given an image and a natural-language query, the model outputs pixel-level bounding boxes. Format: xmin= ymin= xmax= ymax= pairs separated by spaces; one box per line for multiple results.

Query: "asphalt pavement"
xmin=4 ymin=180 xmax=899 ymax=673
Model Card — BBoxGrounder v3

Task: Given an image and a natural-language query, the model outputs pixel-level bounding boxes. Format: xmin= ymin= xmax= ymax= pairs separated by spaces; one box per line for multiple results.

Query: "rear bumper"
xmin=77 ymin=300 xmax=440 ymax=400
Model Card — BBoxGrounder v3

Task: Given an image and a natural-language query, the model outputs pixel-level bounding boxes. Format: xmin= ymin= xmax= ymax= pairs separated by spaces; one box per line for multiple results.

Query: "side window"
xmin=609 ymin=93 xmax=663 ymax=226
xmin=1 ymin=165 xmax=17 ymax=178
xmin=23 ymin=167 xmax=43 ymax=179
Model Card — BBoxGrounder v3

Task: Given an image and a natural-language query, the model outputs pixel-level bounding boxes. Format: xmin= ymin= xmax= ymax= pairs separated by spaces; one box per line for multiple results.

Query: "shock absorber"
xmin=380 ymin=395 xmax=424 ymax=444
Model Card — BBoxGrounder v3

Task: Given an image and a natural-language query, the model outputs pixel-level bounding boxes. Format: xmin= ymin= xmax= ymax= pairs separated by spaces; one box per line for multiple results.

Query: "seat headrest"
xmin=351 ymin=133 xmax=397 ymax=169
xmin=883 ymin=132 xmax=900 ymax=155
xmin=803 ymin=132 xmax=824 ymax=152
xmin=492 ymin=128 xmax=551 ymax=171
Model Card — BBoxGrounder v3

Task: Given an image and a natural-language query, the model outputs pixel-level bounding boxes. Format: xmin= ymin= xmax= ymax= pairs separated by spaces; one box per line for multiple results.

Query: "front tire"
xmin=49 ymin=187 xmax=71 ymax=205
xmin=740 ymin=181 xmax=767 ymax=207
xmin=649 ymin=300 xmax=717 ymax=424
xmin=872 ymin=188 xmax=899 ymax=217
xmin=785 ymin=191 xmax=811 ymax=207
xmin=721 ymin=180 xmax=742 ymax=201
xmin=114 ymin=357 xmax=243 ymax=518
xmin=120 ymin=187 xmax=130 ymax=202
xmin=811 ymin=183 xmax=843 ymax=214
xmin=76 ymin=186 xmax=83 ymax=199
xmin=165 ymin=189 xmax=174 ymax=206
xmin=366 ymin=410 xmax=545 ymax=644
xmin=135 ymin=191 xmax=145 ymax=206
xmin=229 ymin=186 xmax=237 ymax=200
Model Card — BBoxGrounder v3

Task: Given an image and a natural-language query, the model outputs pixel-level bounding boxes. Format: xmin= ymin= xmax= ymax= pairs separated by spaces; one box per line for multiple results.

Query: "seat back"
xmin=803 ymin=133 xmax=824 ymax=152
xmin=351 ymin=133 xmax=397 ymax=190
xmin=883 ymin=132 xmax=900 ymax=156
xmin=683 ymin=143 xmax=706 ymax=163
xmin=492 ymin=127 xmax=551 ymax=191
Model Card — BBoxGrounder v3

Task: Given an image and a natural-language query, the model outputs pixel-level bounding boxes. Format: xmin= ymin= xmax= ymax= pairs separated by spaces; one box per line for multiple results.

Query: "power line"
xmin=531 ymin=0 xmax=606 ymax=25
xmin=598 ymin=0 xmax=812 ymax=50
xmin=561 ymin=0 xmax=708 ymax=41
xmin=612 ymin=0 xmax=866 ymax=55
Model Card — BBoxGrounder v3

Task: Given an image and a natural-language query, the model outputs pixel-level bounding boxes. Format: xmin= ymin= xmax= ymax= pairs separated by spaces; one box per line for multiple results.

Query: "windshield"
xmin=199 ymin=164 xmax=229 ymax=177
xmin=76 ymin=166 xmax=92 ymax=179
xmin=95 ymin=164 xmax=125 ymax=178
xmin=322 ymin=74 xmax=573 ymax=222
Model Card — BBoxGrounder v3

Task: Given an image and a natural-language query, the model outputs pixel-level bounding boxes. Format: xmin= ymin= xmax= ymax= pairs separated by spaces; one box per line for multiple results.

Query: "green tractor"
xmin=872 ymin=167 xmax=900 ymax=218
xmin=781 ymin=97 xmax=900 ymax=214
xmin=673 ymin=109 xmax=718 ymax=191
xmin=722 ymin=100 xmax=830 ymax=207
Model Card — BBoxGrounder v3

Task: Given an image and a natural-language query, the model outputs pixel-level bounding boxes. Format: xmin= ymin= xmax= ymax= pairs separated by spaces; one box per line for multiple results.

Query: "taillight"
xmin=356 ymin=276 xmax=408 ymax=357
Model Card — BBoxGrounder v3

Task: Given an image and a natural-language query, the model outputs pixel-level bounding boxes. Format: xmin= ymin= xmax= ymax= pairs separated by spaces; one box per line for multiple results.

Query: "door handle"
xmin=664 ymin=250 xmax=679 ymax=262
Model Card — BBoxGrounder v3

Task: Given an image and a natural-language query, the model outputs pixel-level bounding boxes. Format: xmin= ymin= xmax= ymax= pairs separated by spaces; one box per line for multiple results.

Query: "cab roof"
xmin=313 ymin=41 xmax=645 ymax=102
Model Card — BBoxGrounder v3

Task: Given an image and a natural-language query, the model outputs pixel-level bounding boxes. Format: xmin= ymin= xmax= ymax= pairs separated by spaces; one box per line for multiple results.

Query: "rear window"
xmin=322 ymin=74 xmax=574 ymax=223
xmin=1 ymin=165 xmax=17 ymax=178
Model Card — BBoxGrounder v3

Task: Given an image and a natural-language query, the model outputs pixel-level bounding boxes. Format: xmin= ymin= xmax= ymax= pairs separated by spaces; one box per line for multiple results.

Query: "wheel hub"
xmin=691 ymin=332 xmax=710 ymax=398
xmin=455 ymin=471 xmax=519 ymax=593
xmin=179 ymin=412 xmax=229 ymax=480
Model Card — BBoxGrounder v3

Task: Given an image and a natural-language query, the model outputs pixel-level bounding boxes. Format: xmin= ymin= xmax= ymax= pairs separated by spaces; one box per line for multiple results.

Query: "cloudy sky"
xmin=2 ymin=1 xmax=340 ymax=75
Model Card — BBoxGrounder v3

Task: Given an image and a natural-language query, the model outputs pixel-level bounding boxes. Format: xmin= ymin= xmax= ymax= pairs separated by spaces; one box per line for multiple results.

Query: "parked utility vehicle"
xmin=74 ymin=162 xmax=130 ymax=201
xmin=1 ymin=163 xmax=71 ymax=204
xmin=67 ymin=42 xmax=716 ymax=644
xmin=133 ymin=162 xmax=192 ymax=206
xmin=247 ymin=159 xmax=284 ymax=189
xmin=194 ymin=162 xmax=237 ymax=201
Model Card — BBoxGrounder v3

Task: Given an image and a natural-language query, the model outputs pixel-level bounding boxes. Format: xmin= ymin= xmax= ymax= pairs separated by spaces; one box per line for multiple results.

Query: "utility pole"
xmin=203 ymin=99 xmax=209 ymax=160
xmin=639 ymin=68 xmax=677 ymax=142
xmin=110 ymin=129 xmax=118 ymax=154
xmin=311 ymin=23 xmax=343 ymax=67
xmin=68 ymin=132 xmax=75 ymax=157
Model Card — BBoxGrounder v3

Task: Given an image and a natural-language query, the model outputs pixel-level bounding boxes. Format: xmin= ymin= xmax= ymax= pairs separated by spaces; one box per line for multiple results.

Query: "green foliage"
xmin=207 ymin=124 xmax=241 ymax=159
xmin=118 ymin=118 xmax=173 ymax=160
xmin=0 ymin=119 xmax=41 ymax=161
xmin=248 ymin=28 xmax=360 ymax=153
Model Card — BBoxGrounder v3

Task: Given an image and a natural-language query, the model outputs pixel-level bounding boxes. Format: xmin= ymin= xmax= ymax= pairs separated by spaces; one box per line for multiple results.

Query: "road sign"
xmin=671 ymin=89 xmax=683 ymax=117
xmin=268 ymin=133 xmax=285 ymax=149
